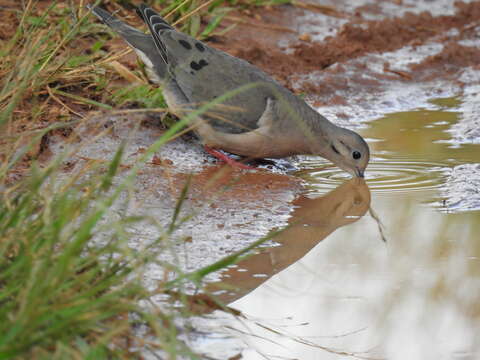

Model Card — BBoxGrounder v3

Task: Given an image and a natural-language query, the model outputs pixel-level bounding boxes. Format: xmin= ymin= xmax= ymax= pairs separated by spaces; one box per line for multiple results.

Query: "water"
xmin=203 ymin=102 xmax=480 ymax=360
xmin=300 ymin=106 xmax=480 ymax=195
xmin=55 ymin=97 xmax=480 ymax=359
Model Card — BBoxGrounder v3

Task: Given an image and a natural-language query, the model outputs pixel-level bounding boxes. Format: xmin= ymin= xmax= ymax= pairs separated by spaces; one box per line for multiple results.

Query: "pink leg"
xmin=204 ymin=146 xmax=256 ymax=170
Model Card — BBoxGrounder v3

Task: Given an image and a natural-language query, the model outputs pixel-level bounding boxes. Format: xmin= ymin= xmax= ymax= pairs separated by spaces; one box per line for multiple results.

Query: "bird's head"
xmin=323 ymin=127 xmax=370 ymax=177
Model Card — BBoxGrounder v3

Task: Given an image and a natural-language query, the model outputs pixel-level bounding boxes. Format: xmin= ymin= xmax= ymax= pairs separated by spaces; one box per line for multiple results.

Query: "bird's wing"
xmin=134 ymin=5 xmax=291 ymax=134
xmin=164 ymin=29 xmax=296 ymax=134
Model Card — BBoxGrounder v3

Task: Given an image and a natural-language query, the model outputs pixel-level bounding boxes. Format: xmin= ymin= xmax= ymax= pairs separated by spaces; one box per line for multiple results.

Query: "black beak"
xmin=355 ymin=167 xmax=364 ymax=178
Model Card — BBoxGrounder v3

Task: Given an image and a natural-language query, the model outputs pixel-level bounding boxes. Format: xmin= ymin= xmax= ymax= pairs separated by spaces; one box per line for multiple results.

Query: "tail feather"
xmin=89 ymin=6 xmax=140 ymax=38
xmin=135 ymin=4 xmax=174 ymax=65
xmin=88 ymin=4 xmax=168 ymax=80
xmin=136 ymin=4 xmax=173 ymax=31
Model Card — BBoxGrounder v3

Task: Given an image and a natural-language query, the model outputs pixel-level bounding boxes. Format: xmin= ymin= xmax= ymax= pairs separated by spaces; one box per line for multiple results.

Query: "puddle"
xmin=195 ymin=102 xmax=480 ymax=359
xmin=298 ymin=105 xmax=480 ymax=195
xmin=300 ymin=158 xmax=446 ymax=194
xmin=47 ymin=97 xmax=480 ymax=359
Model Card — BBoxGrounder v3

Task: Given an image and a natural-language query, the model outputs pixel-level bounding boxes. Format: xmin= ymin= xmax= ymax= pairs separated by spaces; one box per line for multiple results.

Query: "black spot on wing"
xmin=179 ymin=39 xmax=192 ymax=50
xmin=190 ymin=59 xmax=209 ymax=71
xmin=195 ymin=42 xmax=205 ymax=52
xmin=190 ymin=61 xmax=201 ymax=71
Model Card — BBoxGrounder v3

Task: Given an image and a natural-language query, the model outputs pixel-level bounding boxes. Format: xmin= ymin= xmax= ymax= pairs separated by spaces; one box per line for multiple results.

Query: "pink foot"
xmin=204 ymin=146 xmax=256 ymax=170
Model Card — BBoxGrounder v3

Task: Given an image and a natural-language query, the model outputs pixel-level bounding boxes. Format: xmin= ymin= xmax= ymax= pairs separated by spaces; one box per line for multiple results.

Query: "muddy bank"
xmin=46 ymin=114 xmax=304 ymax=281
xmin=212 ymin=1 xmax=480 ymax=94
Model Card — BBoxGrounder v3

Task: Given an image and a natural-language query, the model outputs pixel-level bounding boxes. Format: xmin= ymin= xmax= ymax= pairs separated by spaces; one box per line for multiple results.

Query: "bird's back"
xmin=91 ymin=4 xmax=330 ymax=137
xmin=158 ymin=29 xmax=317 ymax=135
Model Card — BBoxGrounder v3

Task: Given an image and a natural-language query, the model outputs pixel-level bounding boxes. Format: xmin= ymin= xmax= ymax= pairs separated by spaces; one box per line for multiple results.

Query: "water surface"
xmin=207 ymin=102 xmax=480 ymax=360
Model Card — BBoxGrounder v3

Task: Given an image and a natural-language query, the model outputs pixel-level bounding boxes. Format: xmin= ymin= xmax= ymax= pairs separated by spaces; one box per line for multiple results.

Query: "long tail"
xmin=136 ymin=4 xmax=174 ymax=64
xmin=88 ymin=4 xmax=168 ymax=79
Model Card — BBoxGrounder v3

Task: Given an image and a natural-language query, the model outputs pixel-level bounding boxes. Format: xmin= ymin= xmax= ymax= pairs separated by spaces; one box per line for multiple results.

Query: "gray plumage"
xmin=89 ymin=4 xmax=370 ymax=177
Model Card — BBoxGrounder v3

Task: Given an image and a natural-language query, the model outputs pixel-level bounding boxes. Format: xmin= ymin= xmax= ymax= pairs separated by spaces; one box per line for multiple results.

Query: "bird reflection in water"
xmin=206 ymin=177 xmax=371 ymax=304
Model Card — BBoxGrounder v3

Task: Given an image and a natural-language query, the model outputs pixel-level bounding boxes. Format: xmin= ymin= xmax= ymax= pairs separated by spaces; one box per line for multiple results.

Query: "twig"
xmin=173 ymin=0 xmax=216 ymax=26
xmin=52 ymin=88 xmax=112 ymax=109
xmin=293 ymin=0 xmax=347 ymax=18
xmin=384 ymin=68 xmax=413 ymax=80
xmin=369 ymin=206 xmax=388 ymax=243
xmin=107 ymin=61 xmax=144 ymax=84
xmin=164 ymin=0 xmax=192 ymax=20
xmin=46 ymin=85 xmax=85 ymax=118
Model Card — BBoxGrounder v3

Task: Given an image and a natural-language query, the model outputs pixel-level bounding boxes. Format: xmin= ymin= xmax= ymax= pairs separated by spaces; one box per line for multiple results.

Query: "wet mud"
xmin=213 ymin=1 xmax=480 ymax=91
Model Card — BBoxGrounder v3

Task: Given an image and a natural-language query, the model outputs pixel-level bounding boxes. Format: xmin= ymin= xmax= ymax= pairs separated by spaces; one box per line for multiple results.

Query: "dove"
xmin=89 ymin=4 xmax=369 ymax=176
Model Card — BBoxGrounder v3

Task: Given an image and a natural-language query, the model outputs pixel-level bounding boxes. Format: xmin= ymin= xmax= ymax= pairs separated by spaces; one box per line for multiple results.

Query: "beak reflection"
xmin=205 ymin=178 xmax=371 ymax=306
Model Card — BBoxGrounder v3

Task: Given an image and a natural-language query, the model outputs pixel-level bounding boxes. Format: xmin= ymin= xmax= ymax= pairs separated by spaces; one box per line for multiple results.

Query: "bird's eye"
xmin=352 ymin=151 xmax=361 ymax=160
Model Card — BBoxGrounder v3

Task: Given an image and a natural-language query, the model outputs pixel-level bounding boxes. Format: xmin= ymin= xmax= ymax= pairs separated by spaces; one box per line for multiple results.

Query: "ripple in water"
xmin=297 ymin=158 xmax=447 ymax=194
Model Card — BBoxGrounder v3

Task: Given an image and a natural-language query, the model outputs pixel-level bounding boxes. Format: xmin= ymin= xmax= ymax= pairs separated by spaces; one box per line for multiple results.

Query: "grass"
xmin=0 ymin=0 xmax=291 ymax=358
xmin=0 ymin=116 xmax=271 ymax=358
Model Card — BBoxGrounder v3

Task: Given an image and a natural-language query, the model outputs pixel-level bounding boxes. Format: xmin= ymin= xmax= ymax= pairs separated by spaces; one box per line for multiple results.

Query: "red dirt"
xmin=211 ymin=1 xmax=480 ymax=93
xmin=172 ymin=166 xmax=302 ymax=202
xmin=411 ymin=42 xmax=480 ymax=74
xmin=293 ymin=2 xmax=480 ymax=69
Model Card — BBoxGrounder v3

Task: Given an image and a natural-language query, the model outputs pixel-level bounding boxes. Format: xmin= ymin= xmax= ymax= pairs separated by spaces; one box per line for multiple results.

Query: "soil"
xmin=210 ymin=1 xmax=480 ymax=94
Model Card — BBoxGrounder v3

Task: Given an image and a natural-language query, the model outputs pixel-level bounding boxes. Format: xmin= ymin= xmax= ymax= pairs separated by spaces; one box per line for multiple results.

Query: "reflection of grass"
xmin=0 ymin=0 xmax=290 ymax=358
